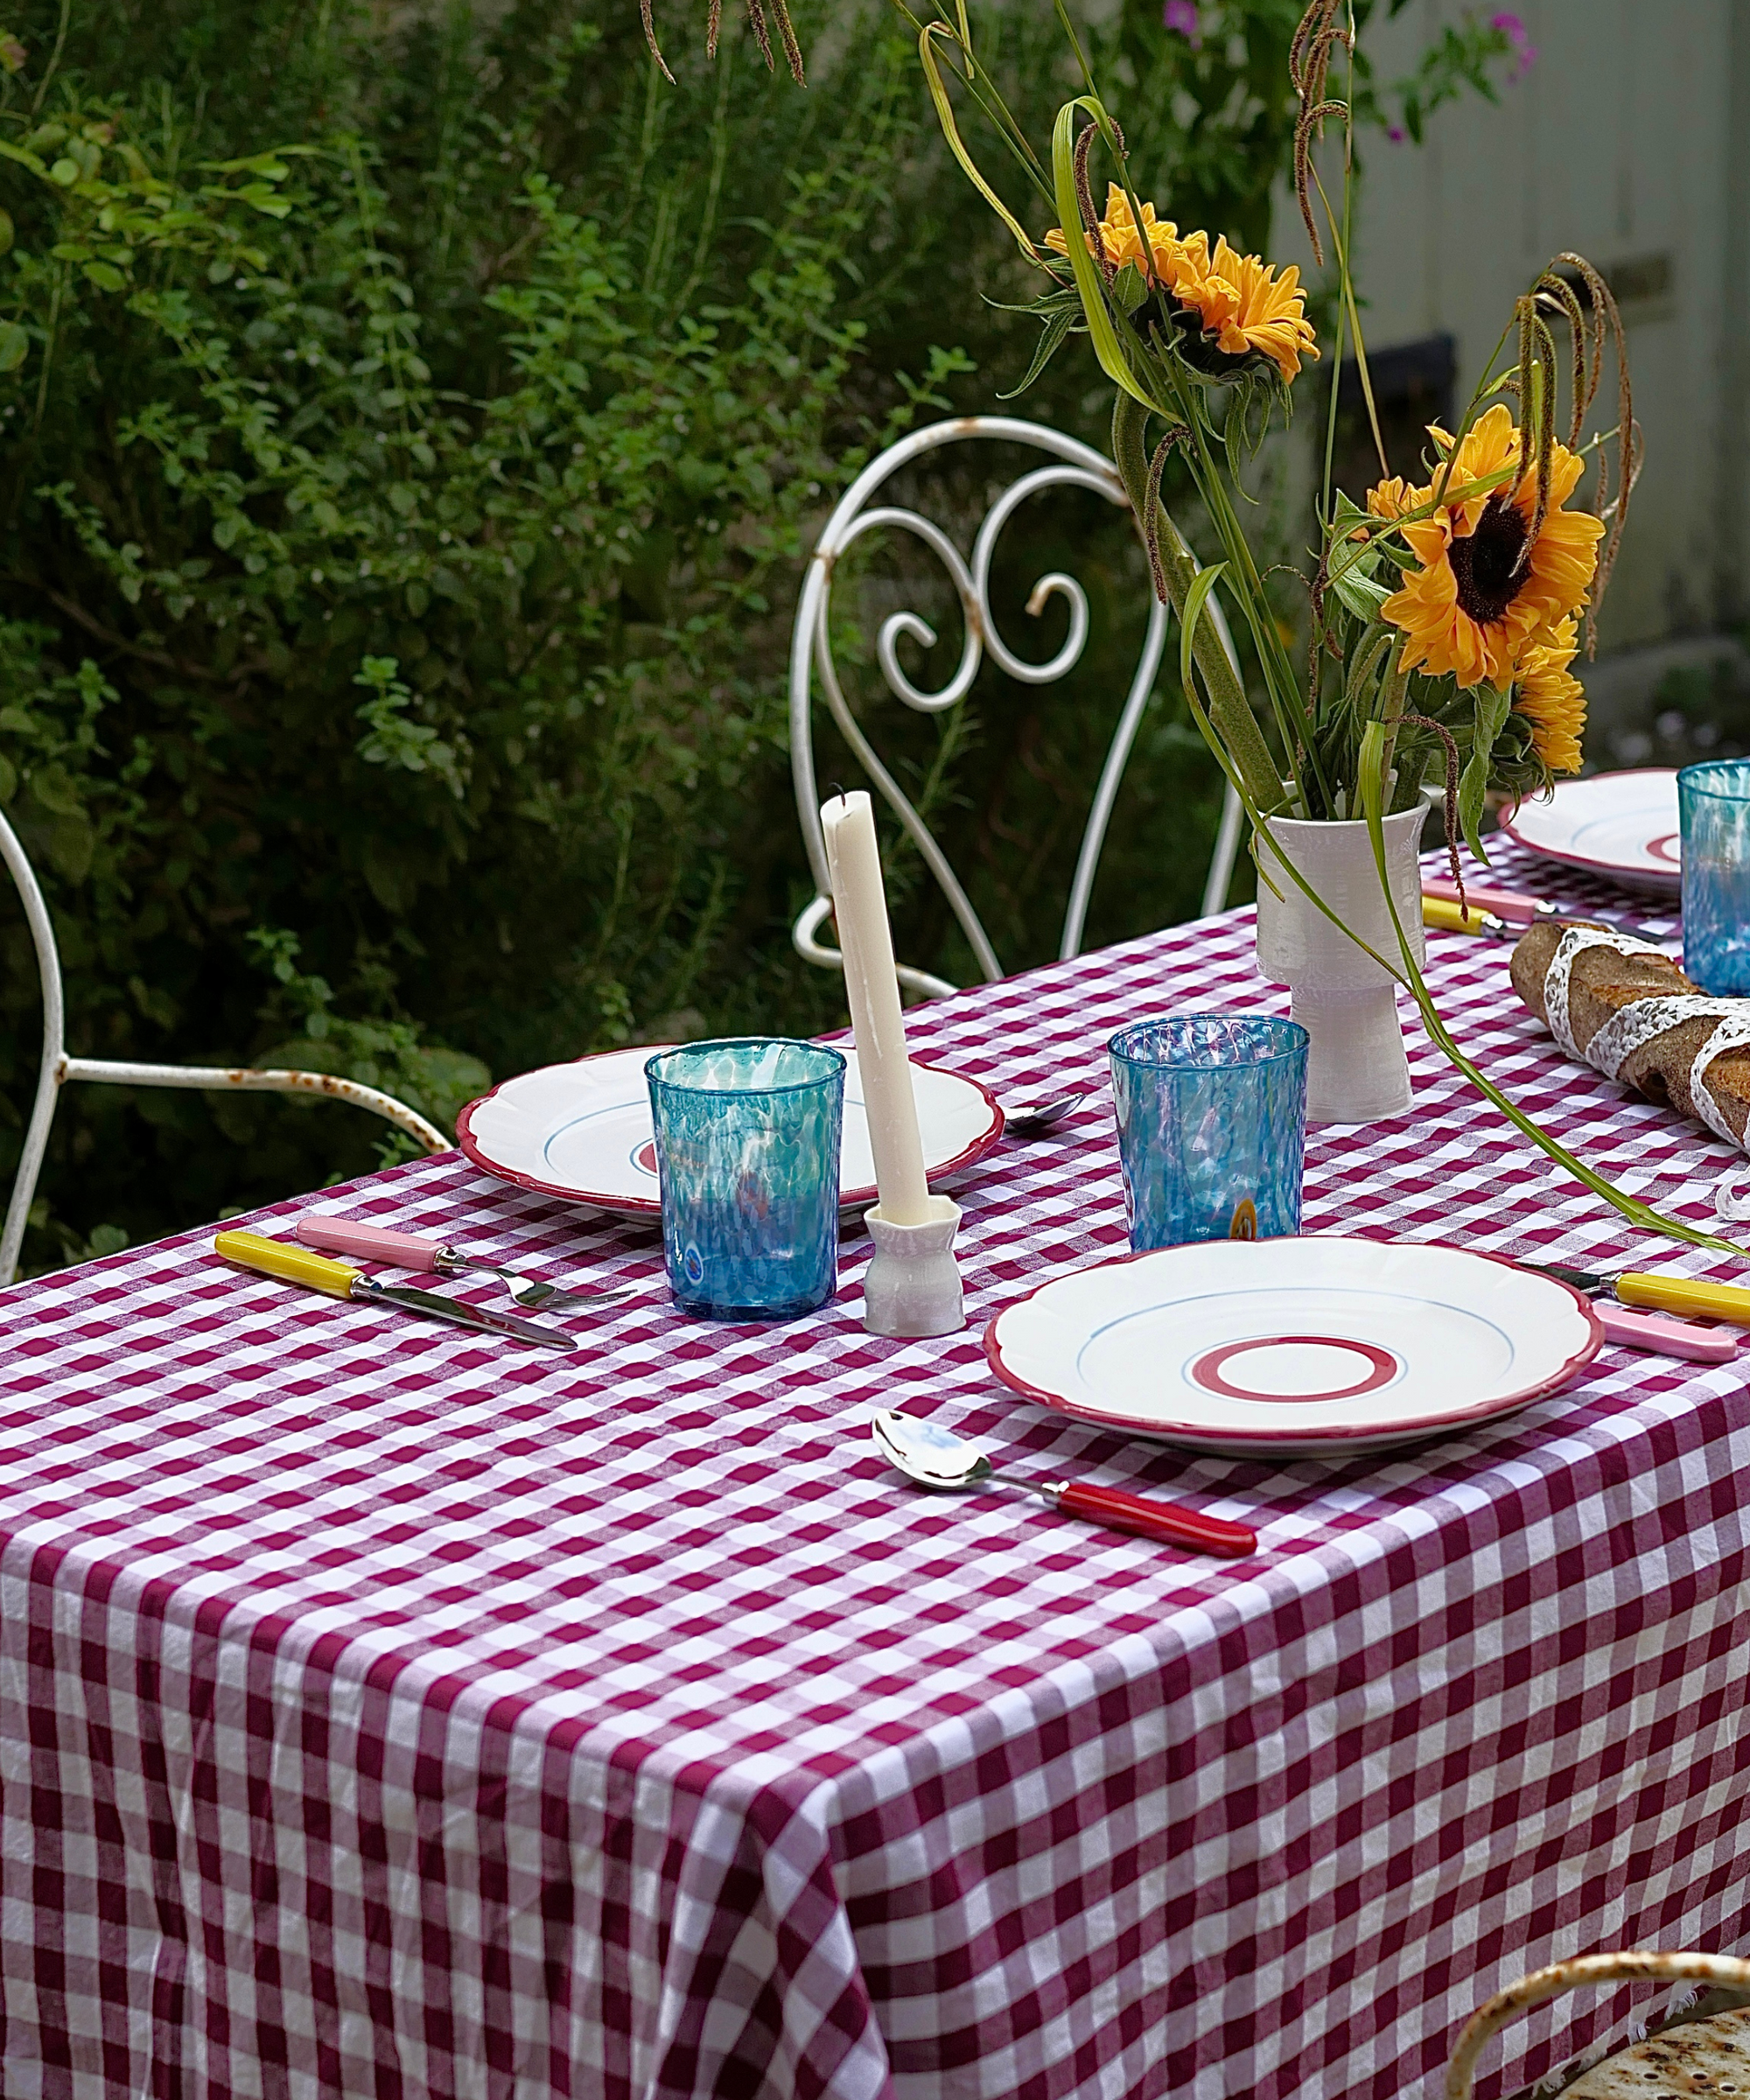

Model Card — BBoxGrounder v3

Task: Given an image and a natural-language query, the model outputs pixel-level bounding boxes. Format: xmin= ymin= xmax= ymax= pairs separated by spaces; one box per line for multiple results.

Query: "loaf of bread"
xmin=1510 ymin=920 xmax=1750 ymax=1146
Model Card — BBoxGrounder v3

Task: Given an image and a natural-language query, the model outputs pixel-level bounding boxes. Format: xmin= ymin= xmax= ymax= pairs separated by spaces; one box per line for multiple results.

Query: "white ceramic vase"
xmin=1253 ymin=806 xmax=1427 ymax=1125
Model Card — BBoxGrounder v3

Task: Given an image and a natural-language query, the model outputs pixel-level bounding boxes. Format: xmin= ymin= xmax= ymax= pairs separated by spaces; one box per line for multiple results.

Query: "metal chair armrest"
xmin=62 ymin=1056 xmax=449 ymax=1153
xmin=1447 ymin=1952 xmax=1750 ymax=2100
xmin=790 ymin=893 xmax=960 ymax=1003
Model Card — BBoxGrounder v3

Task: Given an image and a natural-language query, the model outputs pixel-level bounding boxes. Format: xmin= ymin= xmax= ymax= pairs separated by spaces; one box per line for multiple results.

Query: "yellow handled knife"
xmin=214 ymin=1230 xmax=578 ymax=1351
xmin=1531 ymin=1259 xmax=1750 ymax=1331
xmin=1421 ymin=894 xmax=1513 ymax=941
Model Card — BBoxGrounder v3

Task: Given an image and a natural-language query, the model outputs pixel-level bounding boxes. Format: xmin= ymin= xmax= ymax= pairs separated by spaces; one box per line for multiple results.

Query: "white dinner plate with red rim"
xmin=457 ymin=1045 xmax=1004 ymax=1216
xmin=1498 ymin=769 xmax=1681 ymax=895
xmin=984 ymin=1236 xmax=1602 ymax=1454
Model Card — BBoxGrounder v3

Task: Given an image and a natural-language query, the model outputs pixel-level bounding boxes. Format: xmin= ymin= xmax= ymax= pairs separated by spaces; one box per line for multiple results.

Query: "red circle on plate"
xmin=1189 ymin=1334 xmax=1400 ymax=1404
xmin=1646 ymin=831 xmax=1681 ymax=865
xmin=633 ymin=1141 xmax=658 ymax=1176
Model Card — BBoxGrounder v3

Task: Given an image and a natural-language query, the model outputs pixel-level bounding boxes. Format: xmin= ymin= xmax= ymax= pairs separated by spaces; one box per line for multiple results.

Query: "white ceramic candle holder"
xmin=862 ymin=1194 xmax=965 ymax=1338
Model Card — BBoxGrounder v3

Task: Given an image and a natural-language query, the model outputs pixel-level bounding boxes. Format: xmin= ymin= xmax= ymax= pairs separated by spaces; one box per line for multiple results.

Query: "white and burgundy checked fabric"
xmin=3 ymin=844 xmax=1749 ymax=2100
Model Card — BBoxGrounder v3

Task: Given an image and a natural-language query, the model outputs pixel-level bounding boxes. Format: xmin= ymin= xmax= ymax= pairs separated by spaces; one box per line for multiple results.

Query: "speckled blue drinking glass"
xmin=1109 ymin=1015 xmax=1309 ymax=1250
xmin=1681 ymin=760 xmax=1750 ymax=994
xmin=645 ymin=1039 xmax=845 ymax=1320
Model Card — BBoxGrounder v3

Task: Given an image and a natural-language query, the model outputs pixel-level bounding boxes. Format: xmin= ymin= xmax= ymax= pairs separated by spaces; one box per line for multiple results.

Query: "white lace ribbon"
xmin=1542 ymin=925 xmax=1750 ymax=1153
xmin=1542 ymin=926 xmax=1661 ymax=1060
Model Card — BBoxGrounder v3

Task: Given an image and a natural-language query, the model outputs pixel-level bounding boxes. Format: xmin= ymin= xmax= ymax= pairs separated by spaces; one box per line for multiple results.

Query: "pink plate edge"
xmin=1497 ymin=767 xmax=1682 ymax=892
xmin=981 ymin=1234 xmax=1605 ymax=1449
xmin=456 ymin=1046 xmax=1006 ymax=1215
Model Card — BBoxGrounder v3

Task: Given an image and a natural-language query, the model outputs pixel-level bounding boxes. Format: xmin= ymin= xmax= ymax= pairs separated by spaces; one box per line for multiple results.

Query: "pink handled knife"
xmin=295 ymin=1214 xmax=634 ymax=1312
xmin=1592 ymin=1302 xmax=1737 ymax=1364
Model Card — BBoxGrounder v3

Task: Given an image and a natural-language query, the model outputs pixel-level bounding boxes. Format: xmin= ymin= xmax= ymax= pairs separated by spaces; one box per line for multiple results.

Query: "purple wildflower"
xmin=1491 ymin=10 xmax=1538 ymax=76
xmin=1387 ymin=123 xmax=1405 ymax=143
xmin=1163 ymin=0 xmax=1200 ymax=45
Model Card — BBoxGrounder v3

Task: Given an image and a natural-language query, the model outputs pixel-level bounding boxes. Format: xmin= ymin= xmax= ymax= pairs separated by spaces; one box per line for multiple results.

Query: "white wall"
xmin=1276 ymin=0 xmax=1748 ymax=650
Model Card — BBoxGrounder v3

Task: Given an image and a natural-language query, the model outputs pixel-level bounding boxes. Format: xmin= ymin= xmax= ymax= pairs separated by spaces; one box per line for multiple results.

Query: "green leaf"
xmin=1049 ymin=98 xmax=1160 ymax=416
xmin=1327 ymin=563 xmax=1390 ymax=624
xmin=1455 ymin=683 xmax=1512 ymax=863
xmin=0 ymin=208 xmax=13 ymax=257
xmin=1110 ymin=262 xmax=1150 ymax=315
xmin=1357 ymin=720 xmax=1389 ymax=827
xmin=47 ymin=815 xmax=94 ymax=881
xmin=0 ymin=322 xmax=29 ymax=374
xmin=1178 ymin=561 xmax=1229 ymax=717
xmin=82 ymin=261 xmax=126 ymax=292
xmin=997 ymin=304 xmax=1078 ymax=400
xmin=1331 ymin=491 xmax=1371 ymax=535
xmin=48 ymin=158 xmax=79 ymax=187
xmin=30 ymin=763 xmax=83 ymax=816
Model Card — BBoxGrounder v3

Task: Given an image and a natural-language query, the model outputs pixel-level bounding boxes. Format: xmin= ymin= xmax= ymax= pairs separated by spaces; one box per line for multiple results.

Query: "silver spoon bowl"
xmin=1003 ymin=1086 xmax=1091 ymax=1138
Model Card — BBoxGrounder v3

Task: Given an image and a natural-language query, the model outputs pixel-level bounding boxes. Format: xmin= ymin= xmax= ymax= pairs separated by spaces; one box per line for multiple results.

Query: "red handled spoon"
xmin=872 ymin=1407 xmax=1256 ymax=1558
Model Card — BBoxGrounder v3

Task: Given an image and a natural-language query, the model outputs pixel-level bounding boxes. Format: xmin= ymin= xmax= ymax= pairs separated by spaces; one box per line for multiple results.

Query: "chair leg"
xmin=1200 ymin=781 xmax=1245 ymax=919
xmin=3 ymin=1048 xmax=60 ymax=1286
xmin=0 ymin=806 xmax=69 ymax=1286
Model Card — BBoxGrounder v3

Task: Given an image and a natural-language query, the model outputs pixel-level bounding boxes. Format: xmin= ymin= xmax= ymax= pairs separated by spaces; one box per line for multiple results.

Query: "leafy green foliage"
xmin=0 ymin=0 xmax=976 ymax=1269
xmin=0 ymin=0 xmax=1374 ymax=1270
xmin=1102 ymin=1 xmax=1516 ymax=254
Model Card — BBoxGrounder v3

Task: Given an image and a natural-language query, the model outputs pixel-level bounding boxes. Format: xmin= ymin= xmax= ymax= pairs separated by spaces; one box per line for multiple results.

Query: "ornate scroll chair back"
xmin=1449 ymin=1951 xmax=1750 ymax=2099
xmin=0 ymin=807 xmax=447 ymax=1284
xmin=788 ymin=415 xmax=1244 ymax=999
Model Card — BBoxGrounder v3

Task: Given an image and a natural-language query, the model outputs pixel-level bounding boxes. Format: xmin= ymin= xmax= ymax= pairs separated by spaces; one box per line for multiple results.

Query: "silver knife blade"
xmin=1547 ymin=909 xmax=1676 ymax=946
xmin=351 ymin=1276 xmax=578 ymax=1350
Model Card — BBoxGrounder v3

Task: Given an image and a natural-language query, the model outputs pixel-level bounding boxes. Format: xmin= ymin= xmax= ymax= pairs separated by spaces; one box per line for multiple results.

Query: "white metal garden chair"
xmin=789 ymin=415 xmax=1245 ymax=998
xmin=1450 ymin=1950 xmax=1750 ymax=2098
xmin=0 ymin=808 xmax=446 ymax=1283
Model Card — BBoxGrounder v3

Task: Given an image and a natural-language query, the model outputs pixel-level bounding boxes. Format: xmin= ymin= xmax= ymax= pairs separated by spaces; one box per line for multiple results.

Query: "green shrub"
xmin=0 ymin=2 xmax=979 ymax=1265
xmin=0 ymin=0 xmax=1508 ymax=1269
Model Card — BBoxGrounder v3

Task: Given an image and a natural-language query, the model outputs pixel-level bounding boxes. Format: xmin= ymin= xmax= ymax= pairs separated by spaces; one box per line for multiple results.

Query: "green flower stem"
xmin=1150 ymin=356 xmax=1325 ymax=808
xmin=1376 ymin=638 xmax=1410 ymax=787
xmin=1111 ymin=390 xmax=1284 ymax=812
xmin=1353 ymin=722 xmax=1747 ymax=1262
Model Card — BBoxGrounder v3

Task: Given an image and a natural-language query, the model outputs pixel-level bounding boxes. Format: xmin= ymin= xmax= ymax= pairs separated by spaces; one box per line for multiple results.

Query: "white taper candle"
xmin=820 ymin=791 xmax=932 ymax=1226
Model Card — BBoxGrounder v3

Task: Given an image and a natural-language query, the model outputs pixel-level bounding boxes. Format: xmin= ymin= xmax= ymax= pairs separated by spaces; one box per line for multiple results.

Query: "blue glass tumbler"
xmin=645 ymin=1039 xmax=845 ymax=1320
xmin=1680 ymin=760 xmax=1750 ymax=994
xmin=1109 ymin=1015 xmax=1309 ymax=1250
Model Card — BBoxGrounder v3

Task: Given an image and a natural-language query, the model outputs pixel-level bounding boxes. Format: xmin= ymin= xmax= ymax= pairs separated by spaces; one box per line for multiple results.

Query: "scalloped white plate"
xmin=1500 ymin=769 xmax=1681 ymax=894
xmin=984 ymin=1235 xmax=1601 ymax=1454
xmin=458 ymin=1046 xmax=1004 ymax=1217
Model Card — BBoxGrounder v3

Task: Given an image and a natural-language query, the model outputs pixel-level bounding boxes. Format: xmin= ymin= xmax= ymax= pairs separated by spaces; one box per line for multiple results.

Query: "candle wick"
xmin=830 ymin=781 xmax=849 ymax=805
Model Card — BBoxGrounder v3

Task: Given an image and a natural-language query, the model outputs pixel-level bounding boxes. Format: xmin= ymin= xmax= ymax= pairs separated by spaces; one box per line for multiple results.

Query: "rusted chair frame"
xmin=1450 ymin=1950 xmax=1750 ymax=2099
xmin=0 ymin=808 xmax=446 ymax=1283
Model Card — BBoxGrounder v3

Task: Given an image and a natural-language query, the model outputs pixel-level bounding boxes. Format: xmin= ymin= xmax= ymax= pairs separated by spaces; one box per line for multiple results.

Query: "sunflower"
xmin=1376 ymin=403 xmax=1606 ymax=690
xmin=1165 ymin=234 xmax=1320 ymax=383
xmin=1045 ymin=183 xmax=1180 ymax=276
xmin=1364 ymin=475 xmax=1421 ymax=523
xmin=1512 ymin=615 xmax=1586 ymax=775
xmin=1046 ymin=197 xmax=1317 ymax=385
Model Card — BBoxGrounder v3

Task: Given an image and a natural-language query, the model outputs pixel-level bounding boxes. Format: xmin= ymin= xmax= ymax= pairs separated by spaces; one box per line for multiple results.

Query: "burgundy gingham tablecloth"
xmin=4 ymin=843 xmax=1749 ymax=2100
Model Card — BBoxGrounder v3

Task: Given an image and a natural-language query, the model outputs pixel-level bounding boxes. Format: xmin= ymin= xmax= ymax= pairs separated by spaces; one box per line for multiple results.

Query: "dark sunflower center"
xmin=1446 ymin=494 xmax=1530 ymax=627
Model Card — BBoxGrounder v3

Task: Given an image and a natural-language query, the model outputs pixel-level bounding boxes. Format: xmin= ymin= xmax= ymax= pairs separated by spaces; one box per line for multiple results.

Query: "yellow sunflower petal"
xmin=1377 ymin=409 xmax=1605 ymax=691
xmin=1366 ymin=476 xmax=1424 ymax=522
xmin=1513 ymin=614 xmax=1586 ymax=774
